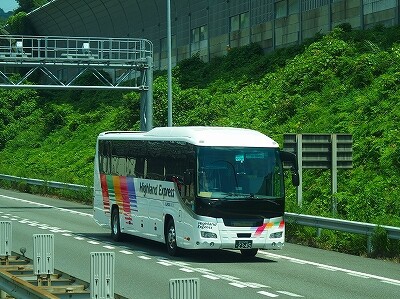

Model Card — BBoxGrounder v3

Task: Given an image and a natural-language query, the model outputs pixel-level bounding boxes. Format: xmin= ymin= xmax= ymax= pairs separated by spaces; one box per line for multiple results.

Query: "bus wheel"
xmin=166 ymin=219 xmax=179 ymax=256
xmin=111 ymin=207 xmax=122 ymax=241
xmin=240 ymin=248 xmax=258 ymax=258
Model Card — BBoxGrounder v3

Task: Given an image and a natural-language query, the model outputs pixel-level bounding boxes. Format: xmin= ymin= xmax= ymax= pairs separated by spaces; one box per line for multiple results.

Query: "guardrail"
xmin=285 ymin=213 xmax=400 ymax=253
xmin=1 ymin=174 xmax=399 ymax=253
xmin=0 ymin=174 xmax=89 ymax=192
xmin=0 ymin=35 xmax=153 ymax=63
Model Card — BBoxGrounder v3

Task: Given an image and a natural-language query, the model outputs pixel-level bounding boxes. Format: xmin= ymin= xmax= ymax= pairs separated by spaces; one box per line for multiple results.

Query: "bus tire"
xmin=111 ymin=207 xmax=122 ymax=241
xmin=240 ymin=248 xmax=258 ymax=258
xmin=166 ymin=219 xmax=180 ymax=256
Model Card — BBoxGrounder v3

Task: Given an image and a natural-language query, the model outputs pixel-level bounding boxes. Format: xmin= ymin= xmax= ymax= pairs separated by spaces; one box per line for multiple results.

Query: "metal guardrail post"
xmin=90 ymin=252 xmax=115 ymax=299
xmin=367 ymin=236 xmax=372 ymax=254
xmin=0 ymin=222 xmax=12 ymax=258
xmin=33 ymin=234 xmax=54 ymax=287
xmin=169 ymin=278 xmax=200 ymax=299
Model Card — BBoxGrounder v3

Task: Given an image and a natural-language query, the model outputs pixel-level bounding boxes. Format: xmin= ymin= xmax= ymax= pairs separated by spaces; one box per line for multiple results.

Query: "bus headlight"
xmin=201 ymin=231 xmax=217 ymax=238
xmin=269 ymin=232 xmax=283 ymax=238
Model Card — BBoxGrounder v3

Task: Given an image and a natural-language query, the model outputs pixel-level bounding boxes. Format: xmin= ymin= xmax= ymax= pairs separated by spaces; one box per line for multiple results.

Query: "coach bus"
xmin=93 ymin=126 xmax=299 ymax=257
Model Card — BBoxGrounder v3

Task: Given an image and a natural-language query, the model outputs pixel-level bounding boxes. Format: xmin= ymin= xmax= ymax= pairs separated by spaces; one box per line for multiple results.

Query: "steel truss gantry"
xmin=0 ymin=35 xmax=154 ymax=130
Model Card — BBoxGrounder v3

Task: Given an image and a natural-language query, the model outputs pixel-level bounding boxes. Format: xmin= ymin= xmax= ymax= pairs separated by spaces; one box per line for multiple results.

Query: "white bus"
xmin=93 ymin=126 xmax=299 ymax=257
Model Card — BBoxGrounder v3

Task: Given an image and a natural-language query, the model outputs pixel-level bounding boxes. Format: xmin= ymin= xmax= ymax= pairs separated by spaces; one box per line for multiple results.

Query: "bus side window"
xmin=111 ymin=156 xmax=127 ymax=176
xmin=99 ymin=140 xmax=111 ymax=174
xmin=126 ymin=157 xmax=135 ymax=176
xmin=146 ymin=157 xmax=165 ymax=180
xmin=134 ymin=157 xmax=145 ymax=178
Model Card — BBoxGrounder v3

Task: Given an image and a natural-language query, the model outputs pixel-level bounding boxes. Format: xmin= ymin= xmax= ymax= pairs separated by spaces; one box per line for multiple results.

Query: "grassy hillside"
xmin=0 ymin=25 xmax=399 ymax=258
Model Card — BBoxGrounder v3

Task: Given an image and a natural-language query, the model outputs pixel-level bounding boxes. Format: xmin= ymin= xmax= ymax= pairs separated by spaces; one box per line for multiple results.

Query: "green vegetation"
xmin=0 ymin=25 xmax=399 ymax=259
xmin=1 ymin=0 xmax=50 ymax=34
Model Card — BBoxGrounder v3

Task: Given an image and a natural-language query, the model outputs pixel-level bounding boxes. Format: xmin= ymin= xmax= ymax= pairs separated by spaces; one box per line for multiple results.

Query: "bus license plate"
xmin=235 ymin=240 xmax=252 ymax=249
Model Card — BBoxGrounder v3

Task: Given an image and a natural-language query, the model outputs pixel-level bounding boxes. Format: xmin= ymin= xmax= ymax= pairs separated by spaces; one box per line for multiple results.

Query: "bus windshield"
xmin=197 ymin=147 xmax=284 ymax=200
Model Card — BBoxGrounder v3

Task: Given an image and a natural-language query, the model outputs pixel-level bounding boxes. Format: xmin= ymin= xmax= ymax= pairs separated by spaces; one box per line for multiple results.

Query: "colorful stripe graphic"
xmin=112 ymin=175 xmax=123 ymax=207
xmin=100 ymin=174 xmax=110 ymax=213
xmin=126 ymin=177 xmax=138 ymax=212
xmin=100 ymin=175 xmax=138 ymax=224
xmin=119 ymin=176 xmax=131 ymax=222
xmin=253 ymin=220 xmax=284 ymax=237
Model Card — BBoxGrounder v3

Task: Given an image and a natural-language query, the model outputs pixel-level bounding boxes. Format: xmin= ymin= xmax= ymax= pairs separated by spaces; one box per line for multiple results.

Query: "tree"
xmin=6 ymin=12 xmax=35 ymax=34
xmin=17 ymin=0 xmax=48 ymax=13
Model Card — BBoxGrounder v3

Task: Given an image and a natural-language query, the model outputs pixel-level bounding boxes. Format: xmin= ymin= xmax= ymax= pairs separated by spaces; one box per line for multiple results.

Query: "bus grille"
xmin=223 ymin=218 xmax=263 ymax=227
xmin=237 ymin=233 xmax=252 ymax=238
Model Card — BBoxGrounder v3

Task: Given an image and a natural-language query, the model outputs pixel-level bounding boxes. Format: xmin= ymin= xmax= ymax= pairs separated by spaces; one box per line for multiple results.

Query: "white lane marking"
xmin=4 ymin=208 xmax=108 ymax=252
xmin=0 ymin=194 xmax=92 ymax=217
xmin=276 ymin=291 xmax=304 ymax=297
xmin=195 ymin=268 xmax=214 ymax=273
xmin=243 ymin=282 xmax=269 ymax=288
xmin=7 ymin=212 xmax=302 ymax=297
xmin=219 ymin=274 xmax=240 ymax=280
xmin=202 ymin=274 xmax=220 ymax=280
xmin=347 ymin=272 xmax=370 ymax=279
xmin=257 ymin=290 xmax=279 ymax=297
xmin=289 ymin=259 xmax=306 ymax=265
xmin=229 ymin=282 xmax=247 ymax=288
xmin=170 ymin=261 xmax=191 ymax=267
xmin=260 ymin=251 xmax=400 ymax=286
xmin=138 ymin=255 xmax=151 ymax=260
xmin=166 ymin=260 xmax=271 ymax=289
xmin=179 ymin=268 xmax=194 ymax=273
xmin=157 ymin=260 xmax=173 ymax=266
xmin=0 ymin=194 xmax=321 ymax=297
xmin=103 ymin=245 xmax=115 ymax=250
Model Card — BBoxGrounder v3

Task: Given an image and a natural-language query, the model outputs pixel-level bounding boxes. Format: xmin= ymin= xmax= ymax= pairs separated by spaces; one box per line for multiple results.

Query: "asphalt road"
xmin=0 ymin=188 xmax=399 ymax=298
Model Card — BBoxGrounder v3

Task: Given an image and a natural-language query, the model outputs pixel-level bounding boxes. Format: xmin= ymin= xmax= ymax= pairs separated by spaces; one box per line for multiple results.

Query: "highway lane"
xmin=0 ymin=188 xmax=399 ymax=298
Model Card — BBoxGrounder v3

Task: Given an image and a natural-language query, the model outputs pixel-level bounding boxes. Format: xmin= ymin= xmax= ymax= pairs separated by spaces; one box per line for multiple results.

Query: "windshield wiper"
xmin=243 ymin=194 xmax=280 ymax=205
xmin=220 ymin=193 xmax=280 ymax=205
xmin=220 ymin=192 xmax=244 ymax=199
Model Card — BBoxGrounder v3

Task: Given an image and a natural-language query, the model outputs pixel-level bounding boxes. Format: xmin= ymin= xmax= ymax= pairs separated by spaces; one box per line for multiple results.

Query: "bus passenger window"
xmin=146 ymin=158 xmax=165 ymax=180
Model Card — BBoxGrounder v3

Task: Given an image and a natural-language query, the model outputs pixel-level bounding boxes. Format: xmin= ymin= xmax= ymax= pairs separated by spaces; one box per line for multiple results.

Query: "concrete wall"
xmin=152 ymin=0 xmax=400 ymax=69
xmin=27 ymin=0 xmax=400 ymax=70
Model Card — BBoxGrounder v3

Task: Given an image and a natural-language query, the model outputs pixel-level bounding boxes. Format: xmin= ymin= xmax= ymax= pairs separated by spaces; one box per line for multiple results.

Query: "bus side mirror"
xmin=280 ymin=150 xmax=300 ymax=187
xmin=290 ymin=168 xmax=299 ymax=186
xmin=183 ymin=169 xmax=193 ymax=185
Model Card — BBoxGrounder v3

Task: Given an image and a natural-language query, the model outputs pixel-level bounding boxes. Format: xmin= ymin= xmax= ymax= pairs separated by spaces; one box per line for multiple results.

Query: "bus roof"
xmin=98 ymin=126 xmax=279 ymax=147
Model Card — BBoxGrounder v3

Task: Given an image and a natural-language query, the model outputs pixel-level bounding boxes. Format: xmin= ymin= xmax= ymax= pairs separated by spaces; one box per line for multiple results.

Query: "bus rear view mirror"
xmin=279 ymin=150 xmax=300 ymax=187
xmin=291 ymin=170 xmax=299 ymax=186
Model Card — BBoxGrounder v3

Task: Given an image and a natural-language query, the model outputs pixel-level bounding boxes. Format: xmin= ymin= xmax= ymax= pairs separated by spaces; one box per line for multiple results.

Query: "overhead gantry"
xmin=0 ymin=35 xmax=154 ymax=130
